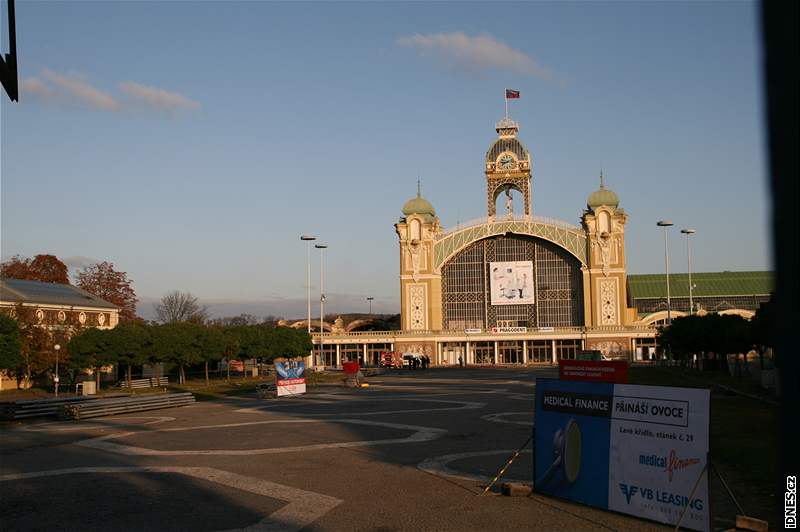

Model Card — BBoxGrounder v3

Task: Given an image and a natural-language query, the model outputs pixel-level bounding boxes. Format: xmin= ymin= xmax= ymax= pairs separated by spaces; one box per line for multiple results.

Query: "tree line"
xmin=0 ymin=315 xmax=312 ymax=389
xmin=1 ymin=254 xmax=310 ymax=389
xmin=656 ymin=299 xmax=775 ymax=370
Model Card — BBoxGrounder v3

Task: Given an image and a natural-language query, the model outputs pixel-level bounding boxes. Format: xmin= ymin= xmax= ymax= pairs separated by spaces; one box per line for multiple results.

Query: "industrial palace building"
xmin=310 ymin=115 xmax=771 ymax=367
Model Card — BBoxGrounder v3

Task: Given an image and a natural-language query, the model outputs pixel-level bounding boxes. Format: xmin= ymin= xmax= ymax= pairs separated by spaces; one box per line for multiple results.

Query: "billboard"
xmin=274 ymin=359 xmax=306 ymax=397
xmin=489 ymin=261 xmax=534 ymax=306
xmin=534 ymin=379 xmax=710 ymax=531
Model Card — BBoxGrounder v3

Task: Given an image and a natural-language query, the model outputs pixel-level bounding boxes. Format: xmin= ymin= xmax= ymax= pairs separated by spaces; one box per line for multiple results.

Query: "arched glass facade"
xmin=441 ymin=234 xmax=584 ymax=329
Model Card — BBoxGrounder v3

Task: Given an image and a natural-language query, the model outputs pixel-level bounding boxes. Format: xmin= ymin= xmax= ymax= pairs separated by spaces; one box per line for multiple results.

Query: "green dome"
xmin=402 ymin=182 xmax=436 ymax=217
xmin=587 ymin=173 xmax=620 ymax=210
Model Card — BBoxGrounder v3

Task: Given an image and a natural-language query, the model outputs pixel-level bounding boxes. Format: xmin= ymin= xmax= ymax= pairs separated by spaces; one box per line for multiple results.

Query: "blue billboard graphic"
xmin=534 ymin=379 xmax=710 ymax=531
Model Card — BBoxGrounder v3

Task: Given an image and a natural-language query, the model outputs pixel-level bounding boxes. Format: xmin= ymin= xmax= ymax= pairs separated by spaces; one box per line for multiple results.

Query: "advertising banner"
xmin=534 ymin=379 xmax=710 ymax=531
xmin=489 ymin=261 xmax=534 ymax=305
xmin=274 ymin=359 xmax=306 ymax=397
xmin=559 ymin=360 xmax=628 ymax=383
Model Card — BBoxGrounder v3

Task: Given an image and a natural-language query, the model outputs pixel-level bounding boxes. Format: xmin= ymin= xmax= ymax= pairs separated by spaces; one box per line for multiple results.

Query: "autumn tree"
xmin=151 ymin=322 xmax=203 ymax=384
xmin=76 ymin=262 xmax=139 ymax=321
xmin=154 ymin=291 xmax=208 ymax=324
xmin=1 ymin=254 xmax=69 ymax=284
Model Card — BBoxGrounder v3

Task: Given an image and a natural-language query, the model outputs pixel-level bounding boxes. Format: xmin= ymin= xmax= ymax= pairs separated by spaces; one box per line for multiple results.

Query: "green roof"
xmin=627 ymin=271 xmax=773 ymax=299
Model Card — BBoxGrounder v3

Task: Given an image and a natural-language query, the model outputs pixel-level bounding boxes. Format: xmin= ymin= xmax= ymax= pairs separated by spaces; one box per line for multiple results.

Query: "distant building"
xmin=0 ymin=278 xmax=119 ymax=390
xmin=628 ymin=271 xmax=772 ymax=326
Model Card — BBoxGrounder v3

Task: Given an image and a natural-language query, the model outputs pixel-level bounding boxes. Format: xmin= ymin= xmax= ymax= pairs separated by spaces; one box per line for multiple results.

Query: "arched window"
xmin=598 ymin=211 xmax=611 ymax=234
xmin=410 ymin=219 xmax=421 ymax=241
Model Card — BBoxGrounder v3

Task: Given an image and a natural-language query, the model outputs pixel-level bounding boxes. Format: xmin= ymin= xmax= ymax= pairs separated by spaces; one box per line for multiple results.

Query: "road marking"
xmin=0 ymin=466 xmax=341 ymax=532
xmin=418 ymin=449 xmax=532 ymax=484
xmin=74 ymin=418 xmax=447 ymax=456
xmin=234 ymin=397 xmax=486 ymax=417
xmin=481 ymin=412 xmax=534 ymax=426
xmin=20 ymin=416 xmax=175 ymax=432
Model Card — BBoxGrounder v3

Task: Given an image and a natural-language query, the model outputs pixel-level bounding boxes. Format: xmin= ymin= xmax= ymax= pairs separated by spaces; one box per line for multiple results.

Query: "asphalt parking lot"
xmin=1 ymin=367 xmax=669 ymax=531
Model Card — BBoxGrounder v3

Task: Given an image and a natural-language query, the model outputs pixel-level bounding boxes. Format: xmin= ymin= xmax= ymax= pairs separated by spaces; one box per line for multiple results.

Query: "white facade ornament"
xmin=35 ymin=309 xmax=44 ymax=322
xmin=78 ymin=312 xmax=87 ymax=324
xmin=598 ymin=237 xmax=611 ymax=277
xmin=98 ymin=313 xmax=106 ymax=326
xmin=599 ymin=278 xmax=618 ymax=325
xmin=409 ymin=285 xmax=426 ymax=330
xmin=408 ymin=243 xmax=421 ymax=282
xmin=57 ymin=310 xmax=66 ymax=322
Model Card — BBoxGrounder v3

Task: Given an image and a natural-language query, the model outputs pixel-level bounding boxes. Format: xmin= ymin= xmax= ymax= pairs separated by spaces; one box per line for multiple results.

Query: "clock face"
xmin=498 ymin=154 xmax=516 ymax=170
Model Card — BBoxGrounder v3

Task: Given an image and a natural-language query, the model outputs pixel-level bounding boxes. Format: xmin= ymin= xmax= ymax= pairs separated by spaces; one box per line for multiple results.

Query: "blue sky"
xmin=1 ymin=2 xmax=768 ymax=319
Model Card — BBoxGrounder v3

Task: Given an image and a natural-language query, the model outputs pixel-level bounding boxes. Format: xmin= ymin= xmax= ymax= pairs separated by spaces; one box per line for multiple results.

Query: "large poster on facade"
xmin=534 ymin=379 xmax=710 ymax=531
xmin=274 ymin=359 xmax=306 ymax=397
xmin=489 ymin=261 xmax=534 ymax=305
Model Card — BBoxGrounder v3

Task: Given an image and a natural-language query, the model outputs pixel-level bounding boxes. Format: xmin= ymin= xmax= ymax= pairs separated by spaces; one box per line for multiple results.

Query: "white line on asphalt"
xmin=417 ymin=449 xmax=532 ymax=484
xmin=480 ymin=412 xmax=534 ymax=426
xmin=233 ymin=397 xmax=486 ymax=417
xmin=73 ymin=418 xmax=447 ymax=456
xmin=0 ymin=466 xmax=341 ymax=532
xmin=19 ymin=416 xmax=175 ymax=432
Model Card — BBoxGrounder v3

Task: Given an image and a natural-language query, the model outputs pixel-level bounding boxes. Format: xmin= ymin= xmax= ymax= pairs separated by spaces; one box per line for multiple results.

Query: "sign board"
xmin=465 ymin=328 xmax=482 ymax=334
xmin=559 ymin=360 xmax=628 ymax=383
xmin=489 ymin=261 xmax=534 ymax=305
xmin=342 ymin=361 xmax=360 ymax=375
xmin=491 ymin=326 xmax=528 ymax=334
xmin=274 ymin=359 xmax=306 ymax=397
xmin=534 ymin=379 xmax=710 ymax=531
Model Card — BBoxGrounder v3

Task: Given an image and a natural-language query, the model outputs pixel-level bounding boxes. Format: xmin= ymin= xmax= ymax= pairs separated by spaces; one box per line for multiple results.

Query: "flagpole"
xmin=504 ymin=89 xmax=508 ymax=118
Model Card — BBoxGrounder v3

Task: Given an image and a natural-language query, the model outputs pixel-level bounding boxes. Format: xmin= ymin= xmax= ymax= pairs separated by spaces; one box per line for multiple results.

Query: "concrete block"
xmin=501 ymin=483 xmax=532 ymax=497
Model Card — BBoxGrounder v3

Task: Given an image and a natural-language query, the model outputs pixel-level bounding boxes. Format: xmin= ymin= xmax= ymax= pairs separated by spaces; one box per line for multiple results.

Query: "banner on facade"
xmin=534 ymin=379 xmax=710 ymax=531
xmin=491 ymin=326 xmax=528 ymax=334
xmin=489 ymin=261 xmax=534 ymax=306
xmin=274 ymin=359 xmax=306 ymax=397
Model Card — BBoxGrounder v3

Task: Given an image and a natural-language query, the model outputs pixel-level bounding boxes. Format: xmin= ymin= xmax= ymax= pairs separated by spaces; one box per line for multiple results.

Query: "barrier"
xmin=0 ymin=396 xmax=102 ymax=420
xmin=61 ymin=392 xmax=195 ymax=420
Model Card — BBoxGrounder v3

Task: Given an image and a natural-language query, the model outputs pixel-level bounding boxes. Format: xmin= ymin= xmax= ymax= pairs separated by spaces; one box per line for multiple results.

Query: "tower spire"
xmin=417 ymin=178 xmax=421 ymax=197
xmin=600 ymin=170 xmax=605 ymax=189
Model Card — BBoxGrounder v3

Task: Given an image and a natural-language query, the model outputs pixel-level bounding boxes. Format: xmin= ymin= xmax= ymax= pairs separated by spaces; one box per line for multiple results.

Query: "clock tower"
xmin=485 ymin=117 xmax=532 ymax=221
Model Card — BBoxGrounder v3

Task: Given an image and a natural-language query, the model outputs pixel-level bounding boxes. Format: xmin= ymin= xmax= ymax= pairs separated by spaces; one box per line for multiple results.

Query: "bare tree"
xmin=153 ymin=291 xmax=208 ymax=324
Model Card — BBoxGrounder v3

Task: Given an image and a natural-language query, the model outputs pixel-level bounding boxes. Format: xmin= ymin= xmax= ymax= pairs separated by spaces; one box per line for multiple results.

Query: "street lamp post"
xmin=657 ymin=221 xmax=674 ymax=326
xmin=53 ymin=344 xmax=61 ymax=396
xmin=314 ymin=244 xmax=328 ymax=366
xmin=681 ymin=229 xmax=696 ymax=314
xmin=300 ymin=235 xmax=316 ymax=334
xmin=366 ymin=297 xmax=374 ymax=315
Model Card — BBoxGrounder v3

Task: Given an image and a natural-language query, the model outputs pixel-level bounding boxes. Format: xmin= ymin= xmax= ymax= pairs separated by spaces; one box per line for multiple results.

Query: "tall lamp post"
xmin=53 ymin=344 xmax=61 ymax=396
xmin=681 ymin=229 xmax=696 ymax=314
xmin=300 ymin=235 xmax=316 ymax=334
xmin=366 ymin=297 xmax=374 ymax=315
xmin=657 ymin=221 xmax=674 ymax=326
xmin=315 ymin=244 xmax=328 ymax=338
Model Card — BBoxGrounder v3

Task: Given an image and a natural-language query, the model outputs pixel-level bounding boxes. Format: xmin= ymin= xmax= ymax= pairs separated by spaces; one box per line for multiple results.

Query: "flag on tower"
xmin=505 ymin=89 xmax=520 ymax=99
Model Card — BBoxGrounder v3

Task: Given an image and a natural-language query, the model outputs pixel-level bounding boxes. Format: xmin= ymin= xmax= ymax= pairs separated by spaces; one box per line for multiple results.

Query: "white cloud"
xmin=18 ymin=69 xmax=199 ymax=114
xmin=120 ymin=81 xmax=200 ymax=112
xmin=20 ymin=77 xmax=52 ymax=98
xmin=41 ymin=69 xmax=119 ymax=110
xmin=398 ymin=32 xmax=556 ymax=81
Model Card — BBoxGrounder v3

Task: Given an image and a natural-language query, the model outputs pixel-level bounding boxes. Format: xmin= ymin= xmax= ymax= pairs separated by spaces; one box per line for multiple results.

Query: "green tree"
xmin=0 ymin=314 xmax=23 ymax=380
xmin=106 ymin=321 xmax=152 ymax=390
xmin=68 ymin=327 xmax=115 ymax=390
xmin=151 ymin=322 xmax=203 ymax=384
xmin=199 ymin=326 xmax=226 ymax=385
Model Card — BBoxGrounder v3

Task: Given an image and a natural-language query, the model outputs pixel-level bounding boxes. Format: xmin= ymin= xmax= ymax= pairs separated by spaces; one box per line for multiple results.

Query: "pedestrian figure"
xmin=458 ymin=356 xmax=463 ymax=367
